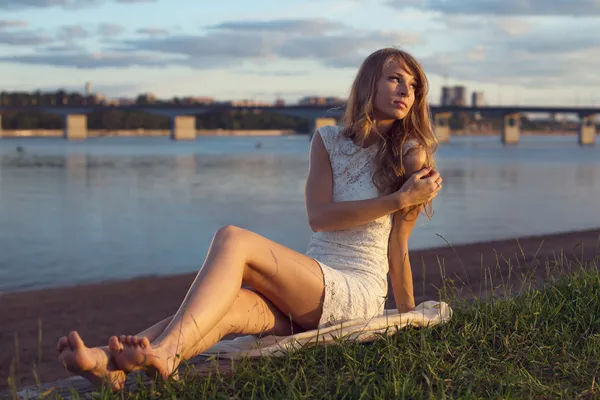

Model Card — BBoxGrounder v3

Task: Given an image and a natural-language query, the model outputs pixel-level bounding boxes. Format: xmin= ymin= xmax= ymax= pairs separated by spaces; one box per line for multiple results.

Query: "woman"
xmin=56 ymin=47 xmax=443 ymax=390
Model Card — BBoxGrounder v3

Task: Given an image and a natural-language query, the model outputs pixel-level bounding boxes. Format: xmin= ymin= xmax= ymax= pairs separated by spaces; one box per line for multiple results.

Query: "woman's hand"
xmin=393 ymin=167 xmax=442 ymax=208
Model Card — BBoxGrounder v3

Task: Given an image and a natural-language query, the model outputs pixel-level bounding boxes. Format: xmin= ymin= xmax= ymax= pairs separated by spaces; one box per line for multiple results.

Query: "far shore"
xmin=0 ymin=129 xmax=296 ymax=138
xmin=0 ymin=128 xmax=585 ymax=138
xmin=1 ymin=227 xmax=599 ymax=391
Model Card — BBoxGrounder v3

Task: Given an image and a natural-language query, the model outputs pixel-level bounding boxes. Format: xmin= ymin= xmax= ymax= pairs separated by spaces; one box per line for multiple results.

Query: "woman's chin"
xmin=393 ymin=111 xmax=409 ymax=120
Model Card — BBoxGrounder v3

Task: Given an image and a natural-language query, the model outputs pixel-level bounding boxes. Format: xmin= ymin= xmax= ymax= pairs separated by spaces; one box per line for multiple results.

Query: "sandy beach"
xmin=1 ymin=227 xmax=599 ymax=391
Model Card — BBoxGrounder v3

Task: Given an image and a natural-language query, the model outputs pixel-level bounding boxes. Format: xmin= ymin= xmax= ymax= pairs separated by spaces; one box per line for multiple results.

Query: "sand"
xmin=1 ymin=228 xmax=599 ymax=391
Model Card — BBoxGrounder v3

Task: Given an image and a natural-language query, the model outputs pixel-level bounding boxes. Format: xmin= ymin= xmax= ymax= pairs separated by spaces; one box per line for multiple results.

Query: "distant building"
xmin=136 ymin=92 xmax=157 ymax=104
xmin=90 ymin=93 xmax=105 ymax=104
xmin=85 ymin=81 xmax=92 ymax=95
xmin=115 ymin=97 xmax=136 ymax=106
xmin=440 ymin=86 xmax=467 ymax=106
xmin=221 ymin=99 xmax=274 ymax=107
xmin=274 ymin=97 xmax=285 ymax=107
xmin=441 ymin=87 xmax=453 ymax=106
xmin=453 ymin=86 xmax=466 ymax=106
xmin=181 ymin=96 xmax=215 ymax=105
xmin=471 ymin=91 xmax=485 ymax=107
xmin=297 ymin=96 xmax=345 ymax=106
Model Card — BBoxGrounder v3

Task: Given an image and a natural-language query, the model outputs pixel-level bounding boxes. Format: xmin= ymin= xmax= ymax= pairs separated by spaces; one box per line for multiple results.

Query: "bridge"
xmin=0 ymin=104 xmax=597 ymax=145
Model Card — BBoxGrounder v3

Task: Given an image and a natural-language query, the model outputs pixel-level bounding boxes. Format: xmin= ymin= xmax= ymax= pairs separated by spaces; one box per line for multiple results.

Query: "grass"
xmin=7 ymin=247 xmax=600 ymax=400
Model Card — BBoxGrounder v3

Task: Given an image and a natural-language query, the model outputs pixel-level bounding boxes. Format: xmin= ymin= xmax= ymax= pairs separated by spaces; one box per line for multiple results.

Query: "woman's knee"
xmin=213 ymin=225 xmax=250 ymax=249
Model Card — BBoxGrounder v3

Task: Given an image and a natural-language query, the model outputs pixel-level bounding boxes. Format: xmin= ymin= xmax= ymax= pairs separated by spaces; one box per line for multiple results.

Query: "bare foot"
xmin=57 ymin=331 xmax=126 ymax=391
xmin=109 ymin=335 xmax=180 ymax=381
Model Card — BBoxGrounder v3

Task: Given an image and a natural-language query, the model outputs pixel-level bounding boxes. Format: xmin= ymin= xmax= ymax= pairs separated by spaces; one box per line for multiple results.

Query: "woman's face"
xmin=373 ymin=59 xmax=417 ymax=121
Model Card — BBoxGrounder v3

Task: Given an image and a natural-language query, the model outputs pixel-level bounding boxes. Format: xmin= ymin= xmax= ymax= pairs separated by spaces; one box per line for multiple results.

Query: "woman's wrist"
xmin=390 ymin=191 xmax=412 ymax=211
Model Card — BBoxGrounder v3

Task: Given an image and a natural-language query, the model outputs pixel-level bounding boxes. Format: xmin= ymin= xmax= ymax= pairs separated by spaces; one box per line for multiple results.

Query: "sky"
xmin=0 ymin=0 xmax=599 ymax=106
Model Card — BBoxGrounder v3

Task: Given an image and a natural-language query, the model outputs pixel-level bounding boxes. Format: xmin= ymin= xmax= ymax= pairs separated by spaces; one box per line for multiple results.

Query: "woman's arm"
xmin=388 ymin=147 xmax=431 ymax=312
xmin=305 ymin=132 xmax=437 ymax=232
xmin=389 ymin=208 xmax=419 ymax=312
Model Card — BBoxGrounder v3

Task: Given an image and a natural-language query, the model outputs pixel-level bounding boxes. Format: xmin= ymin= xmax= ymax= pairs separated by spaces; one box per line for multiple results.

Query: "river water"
xmin=0 ymin=134 xmax=599 ymax=293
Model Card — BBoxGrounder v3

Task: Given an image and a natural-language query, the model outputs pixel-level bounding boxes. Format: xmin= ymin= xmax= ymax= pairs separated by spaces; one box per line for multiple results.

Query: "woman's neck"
xmin=374 ymin=119 xmax=395 ymax=135
xmin=361 ymin=119 xmax=395 ymax=148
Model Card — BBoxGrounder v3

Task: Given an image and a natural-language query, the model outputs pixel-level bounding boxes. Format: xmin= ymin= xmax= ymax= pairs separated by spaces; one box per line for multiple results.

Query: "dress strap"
xmin=316 ymin=125 xmax=341 ymax=155
xmin=403 ymin=139 xmax=421 ymax=155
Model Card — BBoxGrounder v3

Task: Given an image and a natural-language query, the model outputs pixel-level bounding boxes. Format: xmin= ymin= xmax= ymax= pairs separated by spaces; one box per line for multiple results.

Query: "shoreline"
xmin=0 ymin=129 xmax=587 ymax=139
xmin=2 ymin=227 xmax=599 ymax=390
xmin=0 ymin=227 xmax=598 ymax=296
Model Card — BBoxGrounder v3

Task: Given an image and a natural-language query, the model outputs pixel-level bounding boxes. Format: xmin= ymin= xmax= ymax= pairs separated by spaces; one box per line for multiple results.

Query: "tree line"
xmin=0 ymin=109 xmax=311 ymax=132
xmin=0 ymin=90 xmax=310 ymax=131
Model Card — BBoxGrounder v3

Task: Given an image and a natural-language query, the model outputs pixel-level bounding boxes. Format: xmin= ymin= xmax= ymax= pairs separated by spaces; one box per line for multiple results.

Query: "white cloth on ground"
xmin=200 ymin=301 xmax=452 ymax=360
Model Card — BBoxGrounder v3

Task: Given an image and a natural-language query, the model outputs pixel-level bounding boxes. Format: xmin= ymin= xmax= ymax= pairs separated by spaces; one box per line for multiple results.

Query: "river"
xmin=0 ymin=134 xmax=598 ymax=292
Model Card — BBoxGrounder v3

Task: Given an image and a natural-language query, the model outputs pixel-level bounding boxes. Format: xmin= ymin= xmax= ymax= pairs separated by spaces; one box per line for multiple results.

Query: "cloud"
xmin=0 ymin=18 xmax=421 ymax=71
xmin=421 ymin=42 xmax=600 ymax=88
xmin=0 ymin=20 xmax=28 ymax=29
xmin=117 ymin=32 xmax=282 ymax=59
xmin=0 ymin=51 xmax=175 ymax=68
xmin=492 ymin=17 xmax=533 ymax=36
xmin=209 ymin=19 xmax=347 ymax=35
xmin=415 ymin=10 xmax=600 ymax=88
xmin=386 ymin=0 xmax=600 ymax=16
xmin=115 ymin=19 xmax=420 ymax=68
xmin=0 ymin=29 xmax=53 ymax=46
xmin=0 ymin=0 xmax=156 ymax=10
xmin=279 ymin=31 xmax=422 ymax=67
xmin=58 ymin=25 xmax=89 ymax=40
xmin=98 ymin=23 xmax=125 ymax=37
xmin=439 ymin=15 xmax=534 ymax=37
xmin=236 ymin=69 xmax=310 ymax=77
xmin=136 ymin=27 xmax=170 ymax=36
xmin=42 ymin=43 xmax=86 ymax=52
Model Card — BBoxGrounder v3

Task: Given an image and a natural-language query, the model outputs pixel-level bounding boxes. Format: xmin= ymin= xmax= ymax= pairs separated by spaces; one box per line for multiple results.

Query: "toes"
xmin=68 ymin=331 xmax=85 ymax=350
xmin=141 ymin=337 xmax=150 ymax=349
xmin=108 ymin=336 xmax=122 ymax=353
xmin=127 ymin=335 xmax=135 ymax=345
xmin=119 ymin=335 xmax=127 ymax=344
xmin=57 ymin=336 xmax=68 ymax=353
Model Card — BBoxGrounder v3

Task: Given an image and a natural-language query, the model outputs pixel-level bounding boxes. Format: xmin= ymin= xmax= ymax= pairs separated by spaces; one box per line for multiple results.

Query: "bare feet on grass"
xmin=57 ymin=331 xmax=126 ymax=391
xmin=108 ymin=335 xmax=180 ymax=382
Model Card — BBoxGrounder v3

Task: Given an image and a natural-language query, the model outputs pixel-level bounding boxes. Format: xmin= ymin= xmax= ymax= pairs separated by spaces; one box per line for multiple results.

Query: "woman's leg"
xmin=110 ymin=288 xmax=301 ymax=377
xmin=111 ymin=225 xmax=325 ymax=378
xmin=56 ymin=315 xmax=174 ymax=390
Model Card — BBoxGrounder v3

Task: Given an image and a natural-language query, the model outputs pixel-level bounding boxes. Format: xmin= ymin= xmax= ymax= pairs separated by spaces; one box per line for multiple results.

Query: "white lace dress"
xmin=305 ymin=125 xmax=419 ymax=327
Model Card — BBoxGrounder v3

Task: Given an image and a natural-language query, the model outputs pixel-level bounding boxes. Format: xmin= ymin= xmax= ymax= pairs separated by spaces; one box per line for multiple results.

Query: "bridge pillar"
xmin=64 ymin=114 xmax=88 ymax=140
xmin=579 ymin=114 xmax=596 ymax=146
xmin=502 ymin=113 xmax=520 ymax=145
xmin=310 ymin=117 xmax=337 ymax=135
xmin=433 ymin=112 xmax=451 ymax=143
xmin=170 ymin=115 xmax=196 ymax=141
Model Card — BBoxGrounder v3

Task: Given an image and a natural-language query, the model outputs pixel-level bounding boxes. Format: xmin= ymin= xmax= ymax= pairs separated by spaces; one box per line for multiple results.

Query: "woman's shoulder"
xmin=402 ymin=137 xmax=422 ymax=155
xmin=317 ymin=124 xmax=343 ymax=139
xmin=316 ymin=124 xmax=344 ymax=153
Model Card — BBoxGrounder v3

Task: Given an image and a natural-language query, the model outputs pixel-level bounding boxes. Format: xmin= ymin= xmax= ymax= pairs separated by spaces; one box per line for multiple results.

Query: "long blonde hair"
xmin=342 ymin=47 xmax=438 ymax=217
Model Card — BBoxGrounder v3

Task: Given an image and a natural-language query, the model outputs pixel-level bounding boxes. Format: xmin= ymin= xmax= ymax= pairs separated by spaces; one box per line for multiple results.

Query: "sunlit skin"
xmin=56 ymin=54 xmax=442 ymax=389
xmin=370 ymin=61 xmax=418 ymax=142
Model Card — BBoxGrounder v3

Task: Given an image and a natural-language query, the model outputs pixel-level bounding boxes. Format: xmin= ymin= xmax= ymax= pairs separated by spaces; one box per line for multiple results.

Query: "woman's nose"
xmin=397 ymin=82 xmax=408 ymax=96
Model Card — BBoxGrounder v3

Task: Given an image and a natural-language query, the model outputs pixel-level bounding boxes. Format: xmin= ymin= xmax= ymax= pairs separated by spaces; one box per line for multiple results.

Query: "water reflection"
xmin=576 ymin=164 xmax=596 ymax=188
xmin=0 ymin=135 xmax=599 ymax=292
